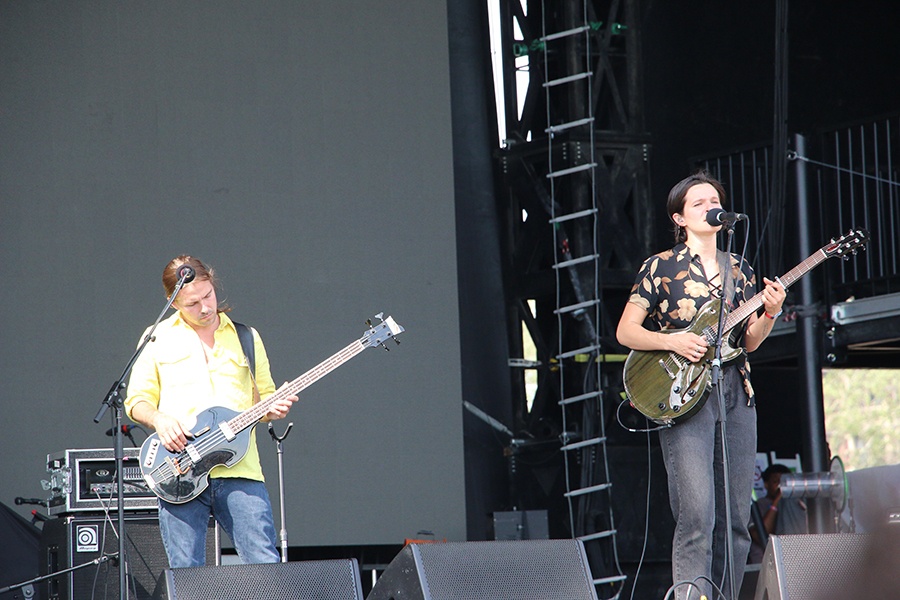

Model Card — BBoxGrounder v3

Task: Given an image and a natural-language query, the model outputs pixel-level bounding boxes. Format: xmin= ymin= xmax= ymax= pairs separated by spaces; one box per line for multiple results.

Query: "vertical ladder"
xmin=540 ymin=3 xmax=626 ymax=595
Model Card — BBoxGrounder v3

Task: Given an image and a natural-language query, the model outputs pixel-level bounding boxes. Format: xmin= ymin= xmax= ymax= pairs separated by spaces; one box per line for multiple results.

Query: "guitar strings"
xmin=147 ymin=339 xmax=371 ymax=487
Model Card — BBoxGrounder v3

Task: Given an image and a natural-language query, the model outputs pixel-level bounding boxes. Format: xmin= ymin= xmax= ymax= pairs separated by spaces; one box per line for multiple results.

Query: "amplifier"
xmin=45 ymin=448 xmax=158 ymax=515
xmin=40 ymin=514 xmax=219 ymax=600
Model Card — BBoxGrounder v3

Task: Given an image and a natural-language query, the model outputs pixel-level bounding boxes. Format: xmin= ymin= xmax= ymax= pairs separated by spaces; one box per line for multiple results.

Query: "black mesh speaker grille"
xmin=757 ymin=533 xmax=869 ymax=600
xmin=369 ymin=540 xmax=597 ymax=600
xmin=39 ymin=514 xmax=217 ymax=600
xmin=159 ymin=559 xmax=363 ymax=600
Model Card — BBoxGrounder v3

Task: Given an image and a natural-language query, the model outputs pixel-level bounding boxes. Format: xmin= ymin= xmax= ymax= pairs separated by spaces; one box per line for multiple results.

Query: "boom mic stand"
xmin=0 ymin=552 xmax=119 ymax=599
xmin=92 ymin=265 xmax=195 ymax=600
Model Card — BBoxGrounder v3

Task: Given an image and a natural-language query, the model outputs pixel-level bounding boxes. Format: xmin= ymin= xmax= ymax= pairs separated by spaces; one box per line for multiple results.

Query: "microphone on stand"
xmin=176 ymin=264 xmax=196 ymax=284
xmin=706 ymin=207 xmax=748 ymax=226
xmin=15 ymin=497 xmax=47 ymax=507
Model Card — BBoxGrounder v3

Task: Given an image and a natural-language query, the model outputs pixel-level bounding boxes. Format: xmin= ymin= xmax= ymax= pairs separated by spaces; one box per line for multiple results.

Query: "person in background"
xmin=748 ymin=463 xmax=809 ymax=563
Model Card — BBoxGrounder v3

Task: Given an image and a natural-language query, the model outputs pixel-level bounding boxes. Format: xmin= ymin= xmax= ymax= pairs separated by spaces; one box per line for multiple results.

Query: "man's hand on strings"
xmin=266 ymin=382 xmax=298 ymax=421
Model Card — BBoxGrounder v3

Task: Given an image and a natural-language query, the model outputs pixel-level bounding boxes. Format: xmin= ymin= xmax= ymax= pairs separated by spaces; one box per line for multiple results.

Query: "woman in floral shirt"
xmin=616 ymin=171 xmax=785 ymax=600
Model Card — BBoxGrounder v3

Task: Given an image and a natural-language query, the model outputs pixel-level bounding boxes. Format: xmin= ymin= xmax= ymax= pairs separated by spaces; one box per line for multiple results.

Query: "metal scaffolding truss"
xmin=492 ymin=0 xmax=652 ymax=596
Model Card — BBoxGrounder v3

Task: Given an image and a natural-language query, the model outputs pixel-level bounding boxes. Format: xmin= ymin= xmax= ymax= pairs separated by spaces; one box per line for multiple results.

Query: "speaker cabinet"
xmin=153 ymin=559 xmax=363 ymax=600
xmin=754 ymin=533 xmax=868 ymax=600
xmin=367 ymin=540 xmax=598 ymax=600
xmin=39 ymin=514 xmax=217 ymax=600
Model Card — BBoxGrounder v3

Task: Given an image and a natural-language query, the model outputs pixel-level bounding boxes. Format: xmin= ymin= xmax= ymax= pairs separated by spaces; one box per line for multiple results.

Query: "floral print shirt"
xmin=627 ymin=243 xmax=758 ymax=401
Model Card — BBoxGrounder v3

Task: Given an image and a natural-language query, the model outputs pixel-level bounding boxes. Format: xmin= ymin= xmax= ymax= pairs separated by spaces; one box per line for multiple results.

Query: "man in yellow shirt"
xmin=125 ymin=255 xmax=297 ymax=567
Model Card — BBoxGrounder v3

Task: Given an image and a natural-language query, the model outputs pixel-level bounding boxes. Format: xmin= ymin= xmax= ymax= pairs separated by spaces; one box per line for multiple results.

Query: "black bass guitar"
xmin=139 ymin=314 xmax=404 ymax=503
xmin=623 ymin=230 xmax=868 ymax=425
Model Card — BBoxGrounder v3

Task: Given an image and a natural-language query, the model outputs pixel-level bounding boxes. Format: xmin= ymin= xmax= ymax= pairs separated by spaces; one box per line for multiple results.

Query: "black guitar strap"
xmin=233 ymin=321 xmax=256 ymax=377
xmin=718 ymin=250 xmax=750 ymax=364
xmin=233 ymin=321 xmax=263 ymax=406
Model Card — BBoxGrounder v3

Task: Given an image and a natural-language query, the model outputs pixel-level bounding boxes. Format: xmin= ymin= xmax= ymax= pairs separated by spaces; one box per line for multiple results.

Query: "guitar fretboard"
xmin=723 ymin=247 xmax=829 ymax=334
xmin=227 ymin=339 xmax=367 ymax=434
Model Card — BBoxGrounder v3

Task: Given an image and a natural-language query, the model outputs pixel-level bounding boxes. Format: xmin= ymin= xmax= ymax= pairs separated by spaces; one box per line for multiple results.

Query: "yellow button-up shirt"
xmin=125 ymin=312 xmax=276 ymax=481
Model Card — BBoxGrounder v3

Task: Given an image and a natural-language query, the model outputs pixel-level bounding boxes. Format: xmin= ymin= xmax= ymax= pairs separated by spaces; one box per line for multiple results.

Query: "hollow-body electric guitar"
xmin=623 ymin=230 xmax=868 ymax=425
xmin=139 ymin=314 xmax=404 ymax=504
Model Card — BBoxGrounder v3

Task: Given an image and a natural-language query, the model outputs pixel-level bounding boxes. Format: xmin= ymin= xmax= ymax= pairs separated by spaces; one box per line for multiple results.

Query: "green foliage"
xmin=823 ymin=369 xmax=900 ymax=471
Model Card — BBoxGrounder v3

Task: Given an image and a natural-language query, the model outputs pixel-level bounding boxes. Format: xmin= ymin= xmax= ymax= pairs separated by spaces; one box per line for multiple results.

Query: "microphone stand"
xmin=268 ymin=421 xmax=294 ymax=562
xmin=710 ymin=223 xmax=737 ymax=600
xmin=1 ymin=552 xmax=119 ymax=598
xmin=92 ymin=270 xmax=193 ymax=600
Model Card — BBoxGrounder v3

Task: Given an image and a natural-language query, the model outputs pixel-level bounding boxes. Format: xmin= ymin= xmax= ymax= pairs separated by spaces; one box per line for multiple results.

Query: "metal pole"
xmin=792 ymin=133 xmax=832 ymax=533
xmin=268 ymin=422 xmax=293 ymax=562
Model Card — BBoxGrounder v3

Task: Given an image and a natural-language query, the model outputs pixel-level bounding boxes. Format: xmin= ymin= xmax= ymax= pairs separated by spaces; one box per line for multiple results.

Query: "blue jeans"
xmin=157 ymin=477 xmax=280 ymax=567
xmin=659 ymin=366 xmax=757 ymax=600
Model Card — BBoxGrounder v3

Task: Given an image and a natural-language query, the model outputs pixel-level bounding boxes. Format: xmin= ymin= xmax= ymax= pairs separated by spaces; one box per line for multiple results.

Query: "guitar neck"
xmin=227 ymin=338 xmax=368 ymax=434
xmin=723 ymin=247 xmax=830 ymax=333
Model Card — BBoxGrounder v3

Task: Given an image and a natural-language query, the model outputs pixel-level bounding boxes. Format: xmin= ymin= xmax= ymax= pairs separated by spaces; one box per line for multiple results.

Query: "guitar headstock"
xmin=823 ymin=229 xmax=869 ymax=260
xmin=361 ymin=313 xmax=405 ymax=349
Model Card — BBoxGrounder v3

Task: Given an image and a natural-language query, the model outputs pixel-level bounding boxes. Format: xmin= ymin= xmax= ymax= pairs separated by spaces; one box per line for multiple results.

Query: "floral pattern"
xmin=628 ymin=243 xmax=755 ymax=331
xmin=627 ymin=243 xmax=758 ymax=402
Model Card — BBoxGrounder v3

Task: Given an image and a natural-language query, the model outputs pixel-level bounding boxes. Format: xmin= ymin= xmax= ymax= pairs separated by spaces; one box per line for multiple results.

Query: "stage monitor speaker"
xmin=40 ymin=514 xmax=218 ymax=600
xmin=153 ymin=559 xmax=363 ymax=600
xmin=366 ymin=539 xmax=598 ymax=600
xmin=754 ymin=533 xmax=868 ymax=600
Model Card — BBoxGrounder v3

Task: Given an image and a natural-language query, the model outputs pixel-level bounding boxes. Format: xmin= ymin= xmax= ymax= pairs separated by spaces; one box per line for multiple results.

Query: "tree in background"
xmin=824 ymin=369 xmax=900 ymax=471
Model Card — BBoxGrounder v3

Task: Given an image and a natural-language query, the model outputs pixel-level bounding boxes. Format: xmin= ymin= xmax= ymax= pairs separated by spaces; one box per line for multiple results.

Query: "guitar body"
xmin=623 ymin=299 xmax=745 ymax=425
xmin=139 ymin=406 xmax=253 ymax=504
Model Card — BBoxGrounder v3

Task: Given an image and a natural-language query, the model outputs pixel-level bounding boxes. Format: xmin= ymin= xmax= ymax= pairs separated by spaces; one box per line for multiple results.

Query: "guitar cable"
xmin=93 ymin=444 xmax=142 ymax=600
xmin=615 ymin=397 xmax=670 ymax=434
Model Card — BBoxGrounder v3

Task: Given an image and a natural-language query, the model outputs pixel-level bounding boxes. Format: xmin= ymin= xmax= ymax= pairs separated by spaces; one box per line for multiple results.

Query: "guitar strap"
xmin=717 ymin=250 xmax=749 ymax=367
xmin=716 ymin=250 xmax=737 ymax=309
xmin=233 ymin=321 xmax=262 ymax=405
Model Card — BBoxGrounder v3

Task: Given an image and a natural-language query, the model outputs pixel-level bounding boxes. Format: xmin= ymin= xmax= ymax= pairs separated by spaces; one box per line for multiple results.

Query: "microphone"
xmin=706 ymin=208 xmax=748 ymax=226
xmin=176 ymin=264 xmax=196 ymax=283
xmin=105 ymin=424 xmax=137 ymax=437
xmin=15 ymin=497 xmax=47 ymax=507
